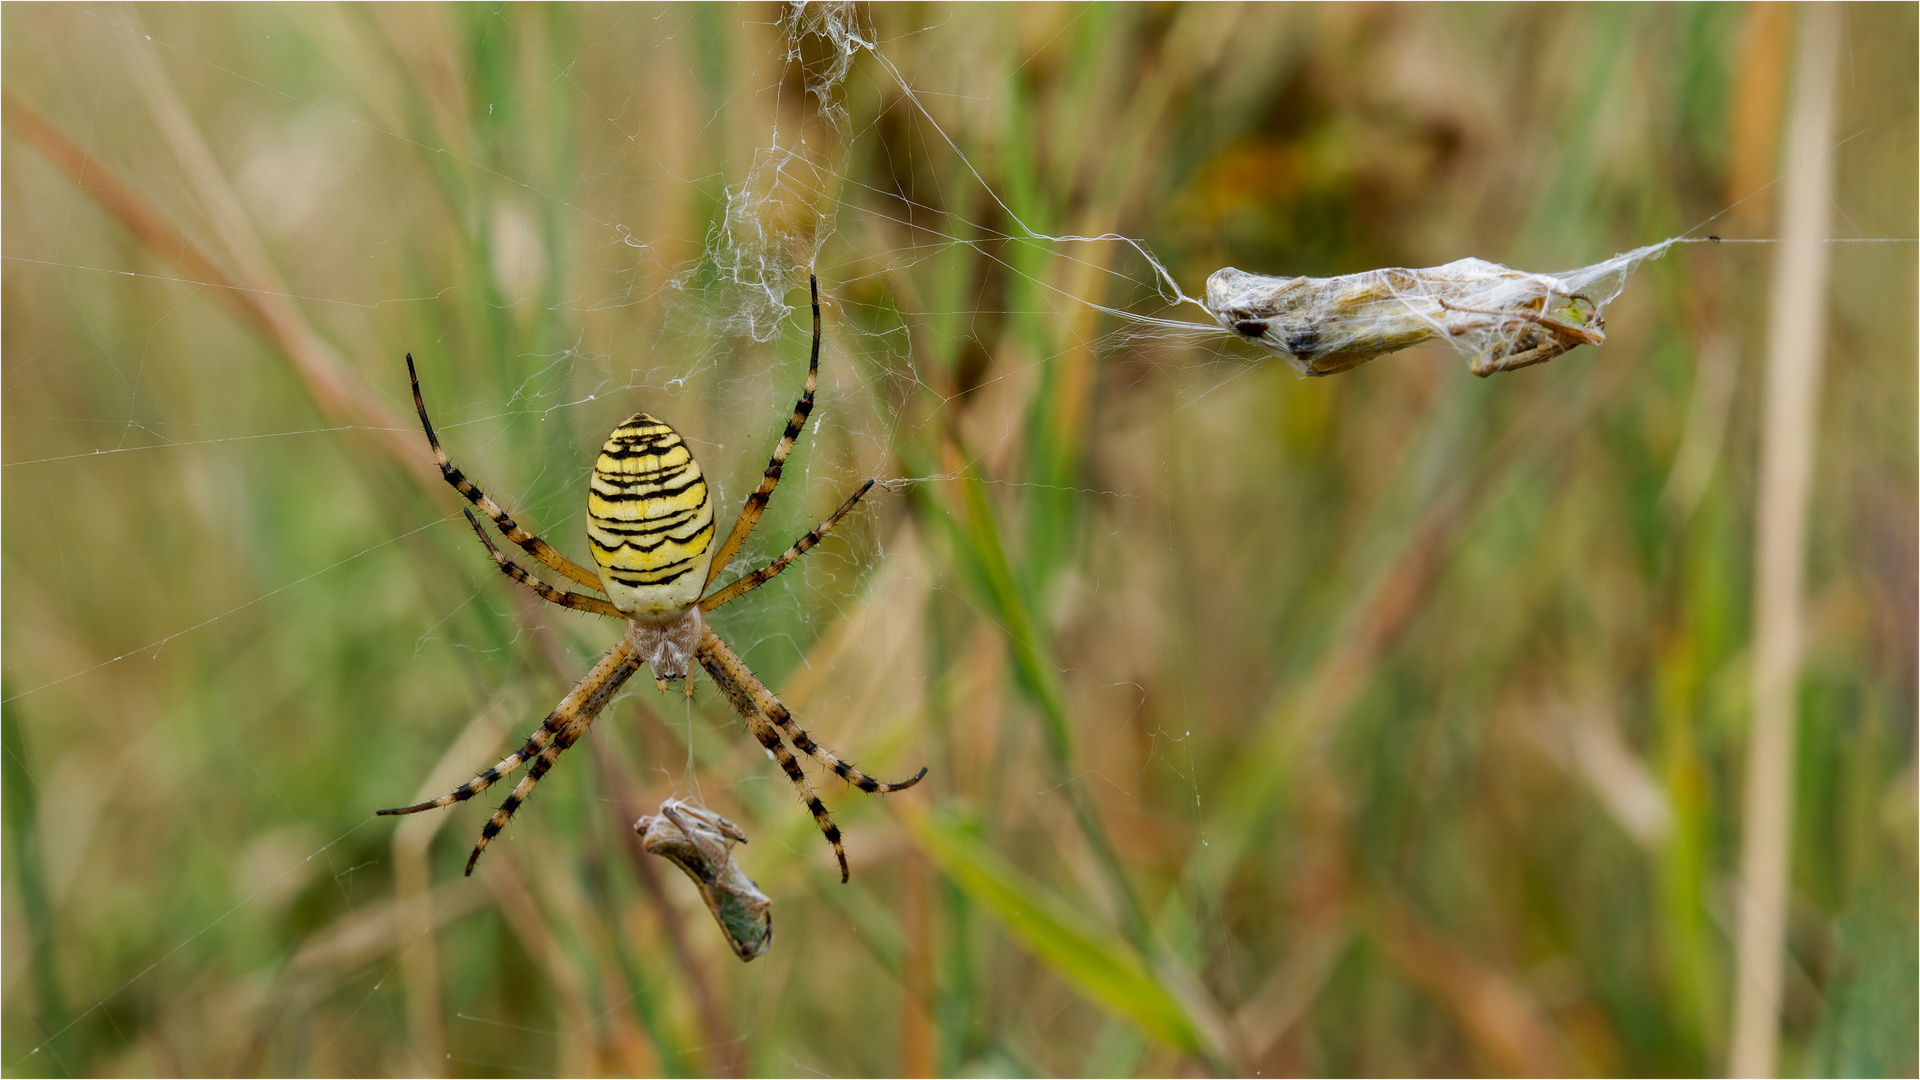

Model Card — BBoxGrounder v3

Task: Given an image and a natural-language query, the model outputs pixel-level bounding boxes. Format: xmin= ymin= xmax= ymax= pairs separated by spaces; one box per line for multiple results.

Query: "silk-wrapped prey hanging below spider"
xmin=636 ymin=801 xmax=773 ymax=961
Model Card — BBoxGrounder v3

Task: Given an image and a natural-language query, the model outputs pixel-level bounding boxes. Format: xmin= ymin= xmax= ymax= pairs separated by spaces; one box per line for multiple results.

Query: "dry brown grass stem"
xmin=1728 ymin=5 xmax=1842 ymax=1075
xmin=285 ymin=881 xmax=491 ymax=989
xmin=483 ymin=853 xmax=597 ymax=1076
xmin=1234 ymin=917 xmax=1353 ymax=1068
xmin=0 ymin=89 xmax=242 ymax=321
xmin=1375 ymin=899 xmax=1580 ymax=1077
xmin=0 ymin=85 xmax=430 ymax=479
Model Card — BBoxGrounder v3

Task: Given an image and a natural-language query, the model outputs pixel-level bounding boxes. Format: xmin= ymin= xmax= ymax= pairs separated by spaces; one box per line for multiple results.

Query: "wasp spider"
xmin=380 ymin=276 xmax=926 ymax=880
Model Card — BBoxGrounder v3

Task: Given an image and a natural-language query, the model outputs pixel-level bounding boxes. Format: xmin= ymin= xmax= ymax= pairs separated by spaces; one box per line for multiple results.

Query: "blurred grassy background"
xmin=2 ymin=3 xmax=1914 ymax=1076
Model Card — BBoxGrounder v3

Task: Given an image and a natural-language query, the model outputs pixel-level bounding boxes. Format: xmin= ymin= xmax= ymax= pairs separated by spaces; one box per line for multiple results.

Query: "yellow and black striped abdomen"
xmin=587 ymin=414 xmax=716 ymax=620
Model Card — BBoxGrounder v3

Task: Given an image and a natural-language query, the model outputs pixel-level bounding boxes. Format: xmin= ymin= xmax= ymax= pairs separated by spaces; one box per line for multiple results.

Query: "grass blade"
xmin=895 ymin=802 xmax=1209 ymax=1060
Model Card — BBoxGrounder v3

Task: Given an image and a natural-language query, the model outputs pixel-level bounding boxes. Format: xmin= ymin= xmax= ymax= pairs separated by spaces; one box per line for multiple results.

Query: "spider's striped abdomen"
xmin=587 ymin=414 xmax=716 ymax=620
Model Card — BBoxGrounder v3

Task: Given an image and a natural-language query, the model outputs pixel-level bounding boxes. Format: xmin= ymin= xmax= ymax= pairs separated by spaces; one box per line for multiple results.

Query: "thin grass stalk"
xmin=391 ymin=701 xmax=511 ymax=1077
xmin=0 ymin=687 xmax=69 ymax=1075
xmin=899 ymin=848 xmax=936 ymax=1077
xmin=1728 ymin=6 xmax=1842 ymax=1075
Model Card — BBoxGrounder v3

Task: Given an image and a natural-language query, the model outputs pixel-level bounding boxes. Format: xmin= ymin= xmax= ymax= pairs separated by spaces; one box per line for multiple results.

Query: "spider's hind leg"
xmin=701 ymin=480 xmax=877 ymax=613
xmin=406 ymin=353 xmax=606 ymax=591
xmin=703 ymin=274 xmax=825 ymax=591
xmin=462 ymin=509 xmax=625 ymax=620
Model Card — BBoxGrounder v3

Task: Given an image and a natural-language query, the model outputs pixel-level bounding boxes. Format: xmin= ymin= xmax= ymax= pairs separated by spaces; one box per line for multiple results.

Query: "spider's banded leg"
xmin=378 ymin=638 xmax=638 ymax=817
xmin=378 ymin=744 xmax=540 ymax=817
xmin=406 ymin=353 xmax=605 ymax=590
xmin=700 ymin=630 xmax=928 ymax=795
xmin=462 ymin=509 xmax=625 ymax=620
xmin=703 ymin=275 xmax=822 ymax=590
xmin=701 ymin=479 xmax=875 ymax=612
xmin=464 ymin=649 xmax=643 ymax=874
xmin=699 ymin=646 xmax=851 ymax=882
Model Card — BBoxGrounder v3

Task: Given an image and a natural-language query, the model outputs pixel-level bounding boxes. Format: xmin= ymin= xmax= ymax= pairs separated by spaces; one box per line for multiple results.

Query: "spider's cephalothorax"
xmin=588 ymin=415 xmax=716 ymax=684
xmin=380 ymin=275 xmax=926 ymax=881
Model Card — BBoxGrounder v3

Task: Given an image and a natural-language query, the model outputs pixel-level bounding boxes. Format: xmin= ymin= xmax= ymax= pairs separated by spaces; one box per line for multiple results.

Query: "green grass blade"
xmin=897 ymin=804 xmax=1207 ymax=1059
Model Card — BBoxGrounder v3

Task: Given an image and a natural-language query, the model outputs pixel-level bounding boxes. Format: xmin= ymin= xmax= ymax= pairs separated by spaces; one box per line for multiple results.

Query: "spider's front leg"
xmin=379 ymin=636 xmax=642 ymax=874
xmin=702 ymin=630 xmax=927 ymax=795
xmin=696 ymin=644 xmax=855 ymax=882
xmin=462 ymin=645 xmax=642 ymax=874
xmin=696 ymin=630 xmax=927 ymax=882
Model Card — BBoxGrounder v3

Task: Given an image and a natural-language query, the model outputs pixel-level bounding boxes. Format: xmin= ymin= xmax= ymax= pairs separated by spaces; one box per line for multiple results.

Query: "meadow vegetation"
xmin=2 ymin=5 xmax=1914 ymax=1076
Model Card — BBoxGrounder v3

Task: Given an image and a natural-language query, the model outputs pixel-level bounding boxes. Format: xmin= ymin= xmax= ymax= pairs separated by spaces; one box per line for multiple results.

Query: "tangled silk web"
xmin=682 ymin=3 xmax=872 ymax=347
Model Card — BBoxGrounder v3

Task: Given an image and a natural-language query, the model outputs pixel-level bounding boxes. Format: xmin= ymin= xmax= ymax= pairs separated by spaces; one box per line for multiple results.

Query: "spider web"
xmin=2 ymin=3 xmax=1913 ymax=1076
